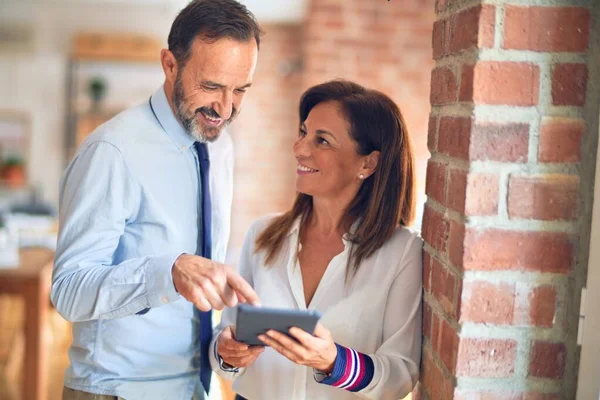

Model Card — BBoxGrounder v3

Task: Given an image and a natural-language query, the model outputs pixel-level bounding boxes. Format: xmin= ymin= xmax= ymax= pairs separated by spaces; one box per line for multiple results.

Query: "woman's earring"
xmin=359 ymin=174 xmax=365 ymax=179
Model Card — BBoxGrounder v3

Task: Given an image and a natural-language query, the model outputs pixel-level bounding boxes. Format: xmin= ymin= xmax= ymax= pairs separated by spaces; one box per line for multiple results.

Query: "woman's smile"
xmin=297 ymin=162 xmax=319 ymax=175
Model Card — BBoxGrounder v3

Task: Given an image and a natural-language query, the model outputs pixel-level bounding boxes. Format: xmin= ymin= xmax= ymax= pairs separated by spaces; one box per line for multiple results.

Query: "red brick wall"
xmin=227 ymin=24 xmax=303 ymax=255
xmin=419 ymin=1 xmax=599 ymax=399
xmin=303 ymin=0 xmax=436 ymax=225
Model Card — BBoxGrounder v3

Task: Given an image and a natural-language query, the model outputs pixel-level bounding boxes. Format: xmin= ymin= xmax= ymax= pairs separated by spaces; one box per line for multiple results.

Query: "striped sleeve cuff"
xmin=315 ymin=343 xmax=375 ymax=392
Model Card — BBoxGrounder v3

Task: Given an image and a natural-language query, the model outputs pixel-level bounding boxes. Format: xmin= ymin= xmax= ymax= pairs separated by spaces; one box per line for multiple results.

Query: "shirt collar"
xmin=287 ymin=215 xmax=362 ymax=246
xmin=150 ymin=85 xmax=195 ymax=152
xmin=288 ymin=218 xmax=301 ymax=237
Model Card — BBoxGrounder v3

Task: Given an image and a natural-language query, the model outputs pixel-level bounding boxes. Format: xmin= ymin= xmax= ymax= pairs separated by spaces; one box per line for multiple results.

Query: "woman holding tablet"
xmin=210 ymin=80 xmax=422 ymax=400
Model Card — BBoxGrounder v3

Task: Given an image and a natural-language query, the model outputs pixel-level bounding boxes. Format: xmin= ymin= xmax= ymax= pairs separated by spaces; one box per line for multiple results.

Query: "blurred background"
xmin=0 ymin=0 xmax=433 ymax=398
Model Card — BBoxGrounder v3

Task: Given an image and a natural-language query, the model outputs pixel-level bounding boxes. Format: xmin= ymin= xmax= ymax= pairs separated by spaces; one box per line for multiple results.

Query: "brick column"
xmin=420 ymin=1 xmax=600 ymax=399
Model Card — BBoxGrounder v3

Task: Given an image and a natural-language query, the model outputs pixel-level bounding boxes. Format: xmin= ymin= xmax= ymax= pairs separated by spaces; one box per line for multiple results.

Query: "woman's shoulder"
xmin=378 ymin=225 xmax=423 ymax=263
xmin=354 ymin=225 xmax=422 ymax=281
xmin=388 ymin=225 xmax=422 ymax=247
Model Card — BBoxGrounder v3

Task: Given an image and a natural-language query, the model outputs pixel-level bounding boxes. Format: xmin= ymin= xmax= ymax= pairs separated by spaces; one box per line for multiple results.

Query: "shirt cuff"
xmin=314 ymin=343 xmax=375 ymax=392
xmin=213 ymin=337 xmax=240 ymax=373
xmin=145 ymin=252 xmax=183 ymax=308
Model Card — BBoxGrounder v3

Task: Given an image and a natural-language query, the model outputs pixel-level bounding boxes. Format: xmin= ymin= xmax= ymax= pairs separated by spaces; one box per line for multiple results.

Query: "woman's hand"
xmin=217 ymin=325 xmax=265 ymax=368
xmin=258 ymin=323 xmax=337 ymax=373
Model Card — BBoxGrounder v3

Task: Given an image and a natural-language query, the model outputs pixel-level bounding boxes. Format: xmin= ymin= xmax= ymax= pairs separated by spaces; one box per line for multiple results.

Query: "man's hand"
xmin=172 ymin=254 xmax=260 ymax=311
xmin=217 ymin=325 xmax=264 ymax=368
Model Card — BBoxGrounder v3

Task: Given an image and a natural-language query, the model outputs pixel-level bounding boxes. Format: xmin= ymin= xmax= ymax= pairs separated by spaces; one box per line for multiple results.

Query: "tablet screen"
xmin=234 ymin=304 xmax=322 ymax=346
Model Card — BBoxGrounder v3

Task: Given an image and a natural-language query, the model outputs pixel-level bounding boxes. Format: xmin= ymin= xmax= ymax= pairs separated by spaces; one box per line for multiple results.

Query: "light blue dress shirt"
xmin=52 ymin=86 xmax=234 ymax=400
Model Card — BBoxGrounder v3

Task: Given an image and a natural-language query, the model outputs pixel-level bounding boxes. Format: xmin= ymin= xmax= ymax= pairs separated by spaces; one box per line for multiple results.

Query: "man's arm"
xmin=52 ymin=140 xmax=260 ymax=322
xmin=51 ymin=141 xmax=181 ymax=322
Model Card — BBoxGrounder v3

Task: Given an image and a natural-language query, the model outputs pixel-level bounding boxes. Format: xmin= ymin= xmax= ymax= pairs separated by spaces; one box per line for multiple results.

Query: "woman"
xmin=210 ymin=80 xmax=422 ymax=400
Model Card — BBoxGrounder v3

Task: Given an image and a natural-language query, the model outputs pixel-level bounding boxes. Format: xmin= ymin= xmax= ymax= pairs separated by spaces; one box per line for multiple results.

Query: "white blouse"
xmin=210 ymin=215 xmax=422 ymax=400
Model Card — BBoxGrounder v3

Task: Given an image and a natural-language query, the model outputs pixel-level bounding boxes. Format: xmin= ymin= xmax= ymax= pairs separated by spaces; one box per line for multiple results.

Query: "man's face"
xmin=170 ymin=37 xmax=258 ymax=142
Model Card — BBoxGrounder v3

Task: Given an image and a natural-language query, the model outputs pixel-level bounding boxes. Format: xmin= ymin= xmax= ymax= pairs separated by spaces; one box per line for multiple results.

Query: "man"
xmin=52 ymin=1 xmax=263 ymax=399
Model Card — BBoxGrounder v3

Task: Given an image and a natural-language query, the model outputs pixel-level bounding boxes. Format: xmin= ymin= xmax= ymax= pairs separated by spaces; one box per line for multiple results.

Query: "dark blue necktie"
xmin=194 ymin=141 xmax=213 ymax=395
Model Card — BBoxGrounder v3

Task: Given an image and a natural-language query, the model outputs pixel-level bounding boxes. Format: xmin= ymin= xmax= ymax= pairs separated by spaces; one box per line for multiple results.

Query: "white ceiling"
xmin=7 ymin=0 xmax=308 ymax=23
xmin=238 ymin=0 xmax=307 ymax=23
xmin=165 ymin=0 xmax=309 ymax=22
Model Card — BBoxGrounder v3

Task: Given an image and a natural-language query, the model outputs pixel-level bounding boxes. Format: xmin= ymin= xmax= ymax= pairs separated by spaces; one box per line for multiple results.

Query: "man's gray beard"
xmin=173 ymin=75 xmax=219 ymax=143
xmin=177 ymin=101 xmax=208 ymax=142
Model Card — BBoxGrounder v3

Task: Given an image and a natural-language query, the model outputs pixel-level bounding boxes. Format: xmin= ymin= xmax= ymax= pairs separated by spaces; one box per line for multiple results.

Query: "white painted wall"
xmin=0 ymin=2 xmax=181 ymax=206
xmin=0 ymin=0 xmax=306 ymax=207
xmin=576 ymin=116 xmax=600 ymax=400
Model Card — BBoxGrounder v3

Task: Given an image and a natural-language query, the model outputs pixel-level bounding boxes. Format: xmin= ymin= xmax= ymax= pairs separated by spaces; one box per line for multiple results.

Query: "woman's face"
xmin=293 ymin=101 xmax=366 ymax=200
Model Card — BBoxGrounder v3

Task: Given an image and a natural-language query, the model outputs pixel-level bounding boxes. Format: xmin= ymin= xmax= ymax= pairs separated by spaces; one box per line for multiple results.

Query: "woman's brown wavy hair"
xmin=255 ymin=80 xmax=415 ymax=275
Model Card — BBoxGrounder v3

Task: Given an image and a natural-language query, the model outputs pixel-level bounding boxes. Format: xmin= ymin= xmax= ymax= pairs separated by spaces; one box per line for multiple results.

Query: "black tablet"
xmin=234 ymin=304 xmax=322 ymax=346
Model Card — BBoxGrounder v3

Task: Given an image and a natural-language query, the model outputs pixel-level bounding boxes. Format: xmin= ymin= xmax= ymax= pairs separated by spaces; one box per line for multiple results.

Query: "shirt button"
xmin=180 ymin=145 xmax=186 ymax=151
xmin=161 ymin=296 xmax=169 ymax=304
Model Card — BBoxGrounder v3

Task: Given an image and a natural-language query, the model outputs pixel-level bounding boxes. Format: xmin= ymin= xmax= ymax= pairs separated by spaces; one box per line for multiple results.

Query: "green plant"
xmin=88 ymin=77 xmax=107 ymax=102
xmin=2 ymin=155 xmax=24 ymax=167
